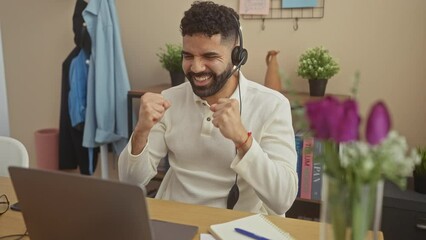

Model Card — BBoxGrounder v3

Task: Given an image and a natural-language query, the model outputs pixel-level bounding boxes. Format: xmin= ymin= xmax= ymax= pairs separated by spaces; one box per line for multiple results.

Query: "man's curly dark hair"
xmin=180 ymin=1 xmax=239 ymax=43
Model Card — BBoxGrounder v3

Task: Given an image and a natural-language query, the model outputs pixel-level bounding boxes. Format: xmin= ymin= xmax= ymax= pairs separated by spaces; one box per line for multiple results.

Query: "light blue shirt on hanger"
xmin=82 ymin=0 xmax=130 ymax=154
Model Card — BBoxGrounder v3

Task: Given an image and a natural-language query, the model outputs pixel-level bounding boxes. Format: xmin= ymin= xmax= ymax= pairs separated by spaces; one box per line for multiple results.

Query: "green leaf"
xmin=156 ymin=43 xmax=183 ymax=73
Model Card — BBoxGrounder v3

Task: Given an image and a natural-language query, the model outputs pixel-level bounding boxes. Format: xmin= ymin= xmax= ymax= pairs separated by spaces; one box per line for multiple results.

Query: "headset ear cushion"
xmin=240 ymin=48 xmax=248 ymax=65
xmin=232 ymin=46 xmax=248 ymax=66
xmin=231 ymin=46 xmax=241 ymax=66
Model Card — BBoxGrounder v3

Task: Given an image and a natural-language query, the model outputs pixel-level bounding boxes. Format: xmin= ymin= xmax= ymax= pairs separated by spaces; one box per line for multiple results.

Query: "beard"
xmin=186 ymin=63 xmax=234 ymax=98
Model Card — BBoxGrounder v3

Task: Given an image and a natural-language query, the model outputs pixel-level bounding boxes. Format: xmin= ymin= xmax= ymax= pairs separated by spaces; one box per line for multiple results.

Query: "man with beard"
xmin=118 ymin=1 xmax=297 ymax=215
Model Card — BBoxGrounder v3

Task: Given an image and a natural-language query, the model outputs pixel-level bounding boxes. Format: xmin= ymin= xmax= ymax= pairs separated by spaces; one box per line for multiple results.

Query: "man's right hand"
xmin=131 ymin=92 xmax=171 ymax=155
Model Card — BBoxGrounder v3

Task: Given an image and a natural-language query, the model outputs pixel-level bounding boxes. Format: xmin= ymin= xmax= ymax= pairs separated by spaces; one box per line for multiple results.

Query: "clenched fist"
xmin=131 ymin=92 xmax=171 ymax=154
xmin=210 ymin=98 xmax=251 ymax=152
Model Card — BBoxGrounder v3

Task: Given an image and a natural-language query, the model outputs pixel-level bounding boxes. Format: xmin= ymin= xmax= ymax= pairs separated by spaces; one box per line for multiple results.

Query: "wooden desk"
xmin=0 ymin=177 xmax=28 ymax=238
xmin=0 ymin=176 xmax=383 ymax=240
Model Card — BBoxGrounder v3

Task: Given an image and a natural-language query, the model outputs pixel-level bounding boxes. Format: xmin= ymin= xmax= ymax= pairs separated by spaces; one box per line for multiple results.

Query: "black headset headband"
xmin=230 ymin=14 xmax=248 ymax=68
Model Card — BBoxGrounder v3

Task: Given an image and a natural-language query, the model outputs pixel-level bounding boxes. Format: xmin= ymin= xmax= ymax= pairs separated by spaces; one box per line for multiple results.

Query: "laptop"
xmin=8 ymin=166 xmax=198 ymax=240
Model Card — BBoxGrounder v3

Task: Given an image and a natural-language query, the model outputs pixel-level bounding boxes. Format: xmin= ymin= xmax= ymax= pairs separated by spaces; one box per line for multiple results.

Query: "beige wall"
xmin=0 ymin=0 xmax=425 ymax=166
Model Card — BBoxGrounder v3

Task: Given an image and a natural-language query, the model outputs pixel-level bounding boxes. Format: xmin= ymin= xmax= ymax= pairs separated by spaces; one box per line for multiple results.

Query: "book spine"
xmin=300 ymin=137 xmax=314 ymax=200
xmin=311 ymin=139 xmax=324 ymax=201
xmin=295 ymin=135 xmax=304 ymax=198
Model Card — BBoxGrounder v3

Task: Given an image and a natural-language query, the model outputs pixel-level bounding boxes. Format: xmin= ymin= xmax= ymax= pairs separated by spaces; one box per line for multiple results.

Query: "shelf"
xmin=295 ymin=197 xmax=321 ymax=204
xmin=287 ymin=198 xmax=320 ymax=221
xmin=127 ymin=84 xmax=348 ymax=138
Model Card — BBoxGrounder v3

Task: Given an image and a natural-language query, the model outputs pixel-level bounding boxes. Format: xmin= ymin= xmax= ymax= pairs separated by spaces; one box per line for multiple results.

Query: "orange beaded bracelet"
xmin=236 ymin=132 xmax=252 ymax=149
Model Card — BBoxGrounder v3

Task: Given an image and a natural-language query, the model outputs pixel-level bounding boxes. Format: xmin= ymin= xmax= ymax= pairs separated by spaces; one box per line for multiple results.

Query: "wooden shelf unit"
xmin=127 ymin=84 xmax=349 ymax=219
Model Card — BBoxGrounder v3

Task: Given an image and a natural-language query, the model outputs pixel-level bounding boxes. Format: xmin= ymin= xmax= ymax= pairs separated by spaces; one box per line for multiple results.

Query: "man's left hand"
xmin=210 ymin=98 xmax=248 ymax=147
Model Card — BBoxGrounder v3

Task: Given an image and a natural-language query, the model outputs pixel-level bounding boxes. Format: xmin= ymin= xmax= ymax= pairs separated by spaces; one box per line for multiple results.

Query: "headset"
xmin=230 ymin=14 xmax=248 ymax=70
xmin=226 ymin=14 xmax=248 ymax=210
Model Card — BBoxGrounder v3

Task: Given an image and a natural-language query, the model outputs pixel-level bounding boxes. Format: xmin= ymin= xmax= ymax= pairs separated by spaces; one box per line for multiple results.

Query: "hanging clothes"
xmin=82 ymin=0 xmax=130 ymax=154
xmin=68 ymin=49 xmax=89 ymax=129
xmin=59 ymin=0 xmax=98 ymax=175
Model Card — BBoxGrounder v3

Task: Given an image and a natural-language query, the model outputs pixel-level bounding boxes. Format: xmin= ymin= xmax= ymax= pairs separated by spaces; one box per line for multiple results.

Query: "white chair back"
xmin=0 ymin=136 xmax=29 ymax=177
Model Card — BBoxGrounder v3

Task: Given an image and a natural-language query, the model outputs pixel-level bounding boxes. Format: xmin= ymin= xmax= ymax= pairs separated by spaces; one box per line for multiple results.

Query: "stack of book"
xmin=295 ymin=131 xmax=324 ymax=201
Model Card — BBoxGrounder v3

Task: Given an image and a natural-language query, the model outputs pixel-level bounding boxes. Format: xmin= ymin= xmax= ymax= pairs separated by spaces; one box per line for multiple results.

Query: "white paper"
xmin=239 ymin=0 xmax=270 ymax=15
xmin=200 ymin=233 xmax=217 ymax=240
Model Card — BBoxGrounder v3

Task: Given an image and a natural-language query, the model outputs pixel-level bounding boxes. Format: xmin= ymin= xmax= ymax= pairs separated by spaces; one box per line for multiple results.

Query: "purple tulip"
xmin=334 ymin=99 xmax=360 ymax=142
xmin=366 ymin=101 xmax=391 ymax=145
xmin=305 ymin=97 xmax=360 ymax=143
xmin=305 ymin=97 xmax=339 ymax=139
xmin=326 ymin=99 xmax=344 ymax=142
xmin=305 ymin=99 xmax=327 ymax=139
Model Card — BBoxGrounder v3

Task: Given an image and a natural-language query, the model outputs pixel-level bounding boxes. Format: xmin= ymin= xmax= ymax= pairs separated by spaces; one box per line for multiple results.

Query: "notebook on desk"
xmin=209 ymin=214 xmax=294 ymax=240
xmin=8 ymin=167 xmax=198 ymax=240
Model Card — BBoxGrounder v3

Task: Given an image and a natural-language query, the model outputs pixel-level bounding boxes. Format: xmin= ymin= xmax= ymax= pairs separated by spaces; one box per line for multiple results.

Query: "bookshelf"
xmin=289 ymin=135 xmax=324 ymax=221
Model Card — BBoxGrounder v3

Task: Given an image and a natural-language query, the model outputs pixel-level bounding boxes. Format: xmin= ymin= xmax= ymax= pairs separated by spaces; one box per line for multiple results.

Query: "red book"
xmin=300 ymin=137 xmax=314 ymax=200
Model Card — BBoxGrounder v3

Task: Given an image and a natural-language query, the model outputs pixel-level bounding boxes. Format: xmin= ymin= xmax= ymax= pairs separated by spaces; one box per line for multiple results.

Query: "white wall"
xmin=0 ymin=0 xmax=425 ymax=165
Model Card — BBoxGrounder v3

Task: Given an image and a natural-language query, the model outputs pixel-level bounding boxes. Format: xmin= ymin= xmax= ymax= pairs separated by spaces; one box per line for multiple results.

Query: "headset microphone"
xmin=226 ymin=14 xmax=247 ymax=210
xmin=223 ymin=15 xmax=248 ymax=81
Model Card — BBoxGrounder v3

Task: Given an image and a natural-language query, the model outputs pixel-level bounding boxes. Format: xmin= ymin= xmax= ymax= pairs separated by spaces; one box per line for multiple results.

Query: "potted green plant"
xmin=297 ymin=46 xmax=340 ymax=96
xmin=157 ymin=43 xmax=185 ymax=86
xmin=414 ymin=147 xmax=426 ymax=194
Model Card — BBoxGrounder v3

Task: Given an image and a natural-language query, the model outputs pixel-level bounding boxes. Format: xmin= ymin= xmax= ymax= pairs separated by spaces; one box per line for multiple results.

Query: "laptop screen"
xmin=9 ymin=167 xmax=197 ymax=240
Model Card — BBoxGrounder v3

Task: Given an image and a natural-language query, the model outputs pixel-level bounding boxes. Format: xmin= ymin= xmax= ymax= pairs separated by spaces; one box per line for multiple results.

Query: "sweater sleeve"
xmin=231 ymin=98 xmax=298 ymax=215
xmin=118 ymin=121 xmax=168 ymax=187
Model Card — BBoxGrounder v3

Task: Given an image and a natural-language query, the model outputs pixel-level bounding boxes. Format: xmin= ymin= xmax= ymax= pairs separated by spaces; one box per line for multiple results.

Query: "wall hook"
xmin=261 ymin=18 xmax=265 ymax=31
xmin=293 ymin=18 xmax=299 ymax=31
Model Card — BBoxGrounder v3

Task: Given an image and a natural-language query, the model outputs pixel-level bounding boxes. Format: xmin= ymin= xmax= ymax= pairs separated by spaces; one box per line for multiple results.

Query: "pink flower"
xmin=305 ymin=97 xmax=360 ymax=143
xmin=366 ymin=101 xmax=391 ymax=145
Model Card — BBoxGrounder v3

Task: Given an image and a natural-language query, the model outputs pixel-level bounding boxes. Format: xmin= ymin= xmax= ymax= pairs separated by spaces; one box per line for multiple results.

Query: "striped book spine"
xmin=300 ymin=137 xmax=314 ymax=200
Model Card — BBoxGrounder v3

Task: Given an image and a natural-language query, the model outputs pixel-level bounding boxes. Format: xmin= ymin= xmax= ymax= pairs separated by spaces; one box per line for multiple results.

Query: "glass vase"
xmin=320 ymin=175 xmax=384 ymax=240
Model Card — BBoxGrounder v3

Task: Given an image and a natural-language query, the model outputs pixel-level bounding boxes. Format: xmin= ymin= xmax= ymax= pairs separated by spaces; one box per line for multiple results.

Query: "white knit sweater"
xmin=118 ymin=73 xmax=298 ymax=215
